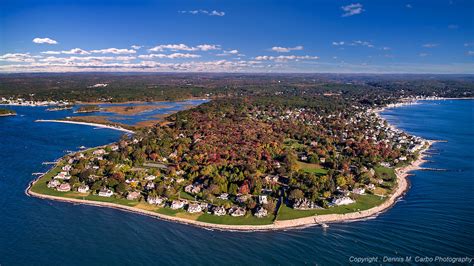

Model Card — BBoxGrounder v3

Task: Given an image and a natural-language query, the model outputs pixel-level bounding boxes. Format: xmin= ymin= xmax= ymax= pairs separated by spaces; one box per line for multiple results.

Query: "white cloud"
xmin=179 ymin=10 xmax=225 ymax=16
xmin=148 ymin=44 xmax=220 ymax=52
xmin=32 ymin=37 xmax=58 ymax=45
xmin=467 ymin=51 xmax=474 ymax=56
xmin=255 ymin=55 xmax=319 ymax=62
xmin=41 ymin=48 xmax=90 ymax=55
xmin=271 ymin=46 xmax=303 ymax=53
xmin=0 ymin=53 xmax=35 ymax=62
xmin=138 ymin=53 xmax=201 ymax=59
xmin=196 ymin=44 xmax=220 ymax=51
xmin=216 ymin=49 xmax=239 ymax=56
xmin=419 ymin=53 xmax=429 ymax=57
xmin=333 ymin=40 xmax=374 ymax=48
xmin=90 ymin=48 xmax=137 ymax=54
xmin=381 ymin=47 xmax=391 ymax=50
xmin=341 ymin=3 xmax=364 ymax=17
xmin=422 ymin=43 xmax=439 ymax=48
xmin=406 ymin=4 xmax=412 ymax=8
xmin=131 ymin=45 xmax=142 ymax=50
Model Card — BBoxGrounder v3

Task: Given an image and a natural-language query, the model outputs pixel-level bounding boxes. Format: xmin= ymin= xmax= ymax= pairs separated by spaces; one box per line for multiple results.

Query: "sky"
xmin=0 ymin=0 xmax=473 ymax=74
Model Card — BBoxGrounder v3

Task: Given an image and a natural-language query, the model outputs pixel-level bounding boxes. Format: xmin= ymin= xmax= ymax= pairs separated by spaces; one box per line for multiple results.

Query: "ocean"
xmin=0 ymin=99 xmax=473 ymax=265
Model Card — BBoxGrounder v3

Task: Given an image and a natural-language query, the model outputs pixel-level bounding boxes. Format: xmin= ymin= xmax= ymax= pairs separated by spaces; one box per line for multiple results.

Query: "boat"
xmin=321 ymin=223 xmax=329 ymax=228
xmin=79 ymin=146 xmax=86 ymax=149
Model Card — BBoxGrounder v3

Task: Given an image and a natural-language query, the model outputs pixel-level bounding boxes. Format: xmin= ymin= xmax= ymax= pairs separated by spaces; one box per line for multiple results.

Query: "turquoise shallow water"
xmin=0 ymin=100 xmax=473 ymax=265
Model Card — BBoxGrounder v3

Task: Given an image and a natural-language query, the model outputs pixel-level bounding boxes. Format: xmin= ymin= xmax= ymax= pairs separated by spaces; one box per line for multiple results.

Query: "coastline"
xmin=26 ymin=107 xmax=433 ymax=231
xmin=35 ymin=119 xmax=135 ymax=134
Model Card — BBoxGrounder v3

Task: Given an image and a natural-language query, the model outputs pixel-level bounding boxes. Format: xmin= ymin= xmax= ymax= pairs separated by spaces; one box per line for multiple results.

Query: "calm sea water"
xmin=0 ymin=100 xmax=473 ymax=265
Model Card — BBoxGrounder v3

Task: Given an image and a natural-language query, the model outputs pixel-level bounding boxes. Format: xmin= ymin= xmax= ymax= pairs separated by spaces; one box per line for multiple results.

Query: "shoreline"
xmin=35 ymin=119 xmax=135 ymax=134
xmin=25 ymin=101 xmax=435 ymax=232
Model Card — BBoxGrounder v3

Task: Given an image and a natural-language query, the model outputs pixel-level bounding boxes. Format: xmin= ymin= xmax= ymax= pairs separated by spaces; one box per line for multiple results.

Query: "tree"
xmin=288 ymin=189 xmax=304 ymax=201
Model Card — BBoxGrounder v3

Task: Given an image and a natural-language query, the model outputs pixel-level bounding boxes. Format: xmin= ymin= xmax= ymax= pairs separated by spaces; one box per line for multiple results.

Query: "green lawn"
xmin=374 ymin=166 xmax=396 ymax=181
xmin=197 ymin=213 xmax=274 ymax=225
xmin=276 ymin=194 xmax=386 ymax=220
xmin=296 ymin=161 xmax=327 ymax=175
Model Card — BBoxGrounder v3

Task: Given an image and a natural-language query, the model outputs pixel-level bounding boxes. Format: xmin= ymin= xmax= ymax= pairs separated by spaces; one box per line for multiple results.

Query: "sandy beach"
xmin=35 ymin=119 xmax=135 ymax=134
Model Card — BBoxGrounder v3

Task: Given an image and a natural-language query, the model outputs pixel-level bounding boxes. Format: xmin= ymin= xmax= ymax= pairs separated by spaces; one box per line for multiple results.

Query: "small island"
xmin=75 ymin=105 xmax=101 ymax=113
xmin=27 ymin=94 xmax=433 ymax=230
xmin=0 ymin=108 xmax=16 ymax=116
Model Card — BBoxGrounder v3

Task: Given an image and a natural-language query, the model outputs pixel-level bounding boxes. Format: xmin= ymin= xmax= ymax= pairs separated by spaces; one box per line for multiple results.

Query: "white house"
xmin=145 ymin=182 xmax=155 ymax=190
xmin=213 ymin=206 xmax=227 ymax=216
xmin=127 ymin=191 xmax=141 ymax=200
xmin=332 ymin=197 xmax=355 ymax=206
xmin=258 ymin=195 xmax=268 ymax=205
xmin=147 ymin=196 xmax=166 ymax=205
xmin=145 ymin=175 xmax=157 ymax=181
xmin=170 ymin=200 xmax=185 ymax=210
xmin=187 ymin=203 xmax=203 ymax=213
xmin=218 ymin=193 xmax=229 ymax=200
xmin=78 ymin=184 xmax=90 ymax=193
xmin=56 ymin=183 xmax=71 ymax=192
xmin=255 ymin=207 xmax=268 ymax=218
xmin=230 ymin=207 xmax=246 ymax=217
xmin=47 ymin=179 xmax=61 ymax=188
xmin=352 ymin=188 xmax=366 ymax=195
xmin=98 ymin=188 xmax=113 ymax=197
xmin=93 ymin=149 xmax=106 ymax=156
xmin=54 ymin=172 xmax=71 ymax=180
xmin=62 ymin=165 xmax=72 ymax=171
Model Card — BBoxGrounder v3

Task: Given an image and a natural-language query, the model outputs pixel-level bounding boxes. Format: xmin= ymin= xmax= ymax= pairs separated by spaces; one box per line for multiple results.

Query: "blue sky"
xmin=1 ymin=0 xmax=473 ymax=73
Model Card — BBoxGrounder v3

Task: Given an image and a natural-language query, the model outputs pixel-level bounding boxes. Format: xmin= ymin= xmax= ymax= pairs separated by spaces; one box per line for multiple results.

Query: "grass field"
xmin=197 ymin=213 xmax=274 ymax=225
xmin=276 ymin=194 xmax=386 ymax=220
xmin=296 ymin=161 xmax=327 ymax=175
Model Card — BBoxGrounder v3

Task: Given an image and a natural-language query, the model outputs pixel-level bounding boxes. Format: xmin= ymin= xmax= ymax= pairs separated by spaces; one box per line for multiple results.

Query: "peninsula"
xmin=0 ymin=108 xmax=16 ymax=116
xmin=27 ymin=95 xmax=434 ymax=230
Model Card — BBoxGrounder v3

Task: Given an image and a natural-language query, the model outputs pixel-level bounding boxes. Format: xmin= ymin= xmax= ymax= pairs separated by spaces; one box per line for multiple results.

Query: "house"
xmin=145 ymin=175 xmax=156 ymax=181
xmin=47 ymin=179 xmax=61 ymax=188
xmin=236 ymin=194 xmax=250 ymax=203
xmin=332 ymin=197 xmax=355 ymax=206
xmin=78 ymin=184 xmax=90 ymax=193
xmin=127 ymin=191 xmax=141 ymax=200
xmin=293 ymin=198 xmax=321 ymax=210
xmin=213 ymin=206 xmax=227 ymax=216
xmin=187 ymin=203 xmax=203 ymax=213
xmin=230 ymin=207 xmax=246 ymax=217
xmin=254 ymin=207 xmax=268 ymax=218
xmin=93 ymin=149 xmax=106 ymax=156
xmin=56 ymin=183 xmax=71 ymax=192
xmin=125 ymin=178 xmax=139 ymax=184
xmin=300 ymin=155 xmax=308 ymax=161
xmin=98 ymin=188 xmax=113 ymax=197
xmin=109 ymin=145 xmax=119 ymax=151
xmin=366 ymin=184 xmax=376 ymax=190
xmin=54 ymin=172 xmax=71 ymax=180
xmin=170 ymin=200 xmax=185 ymax=210
xmin=352 ymin=188 xmax=366 ymax=195
xmin=258 ymin=195 xmax=268 ymax=205
xmin=145 ymin=182 xmax=155 ymax=190
xmin=62 ymin=165 xmax=72 ymax=171
xmin=218 ymin=193 xmax=229 ymax=200
xmin=147 ymin=196 xmax=166 ymax=205
xmin=184 ymin=184 xmax=201 ymax=194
